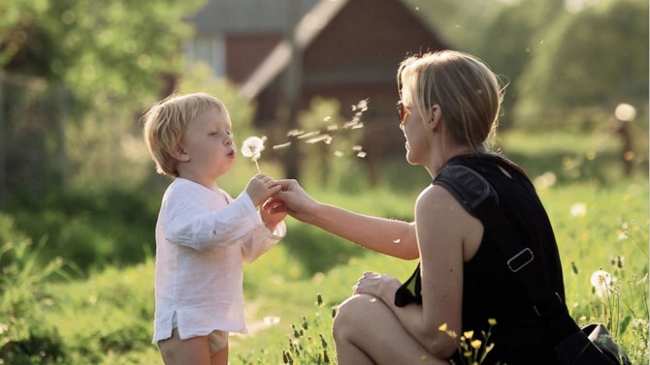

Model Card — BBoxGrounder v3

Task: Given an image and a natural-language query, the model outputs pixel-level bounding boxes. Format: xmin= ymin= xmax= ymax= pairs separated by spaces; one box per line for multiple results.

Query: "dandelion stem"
xmin=254 ymin=159 xmax=261 ymax=174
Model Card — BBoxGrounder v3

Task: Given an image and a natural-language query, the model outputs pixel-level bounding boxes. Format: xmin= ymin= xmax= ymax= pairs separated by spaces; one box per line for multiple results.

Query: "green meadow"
xmin=1 ymin=130 xmax=648 ymax=364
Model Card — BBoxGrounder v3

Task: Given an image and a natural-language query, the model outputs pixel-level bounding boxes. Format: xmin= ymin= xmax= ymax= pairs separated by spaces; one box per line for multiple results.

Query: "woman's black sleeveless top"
xmin=394 ymin=153 xmax=566 ymax=365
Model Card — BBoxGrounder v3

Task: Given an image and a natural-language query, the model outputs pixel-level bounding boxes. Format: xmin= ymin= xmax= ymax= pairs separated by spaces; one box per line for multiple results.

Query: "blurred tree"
xmin=403 ymin=0 xmax=506 ymax=53
xmin=514 ymin=0 xmax=648 ymax=176
xmin=0 ymin=0 xmax=204 ymax=107
xmin=297 ymin=97 xmax=361 ymax=188
xmin=478 ymin=0 xmax=565 ymax=129
xmin=515 ymin=0 xmax=648 ymax=124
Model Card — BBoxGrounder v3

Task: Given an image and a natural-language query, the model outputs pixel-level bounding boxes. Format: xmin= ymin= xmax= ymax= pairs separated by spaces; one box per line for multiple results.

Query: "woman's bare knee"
xmin=333 ymin=294 xmax=378 ymax=340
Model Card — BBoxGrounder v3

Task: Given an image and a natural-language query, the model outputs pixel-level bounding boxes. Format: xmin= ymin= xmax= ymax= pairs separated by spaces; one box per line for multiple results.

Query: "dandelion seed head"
xmin=590 ymin=270 xmax=614 ymax=298
xmin=241 ymin=136 xmax=265 ymax=160
xmin=615 ymin=103 xmax=636 ymax=122
xmin=570 ymin=203 xmax=587 ymax=217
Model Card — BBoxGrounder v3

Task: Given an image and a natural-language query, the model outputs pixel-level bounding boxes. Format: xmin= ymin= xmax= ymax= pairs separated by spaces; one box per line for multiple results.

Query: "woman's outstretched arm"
xmin=275 ymin=179 xmax=419 ymax=260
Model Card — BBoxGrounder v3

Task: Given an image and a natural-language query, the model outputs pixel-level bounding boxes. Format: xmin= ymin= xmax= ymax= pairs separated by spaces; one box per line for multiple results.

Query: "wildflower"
xmin=463 ymin=330 xmax=474 ymax=339
xmin=241 ymin=136 xmax=266 ymax=173
xmin=488 ymin=318 xmax=497 ymax=326
xmin=438 ymin=323 xmax=448 ymax=332
xmin=590 ymin=270 xmax=614 ymax=298
xmin=570 ymin=203 xmax=587 ymax=217
xmin=614 ymin=103 xmax=636 ymax=122
xmin=470 ymin=339 xmax=482 ymax=349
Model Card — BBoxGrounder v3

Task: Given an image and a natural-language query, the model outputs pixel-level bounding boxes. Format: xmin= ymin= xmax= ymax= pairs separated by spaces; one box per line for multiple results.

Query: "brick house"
xmin=187 ymin=0 xmax=450 ymax=180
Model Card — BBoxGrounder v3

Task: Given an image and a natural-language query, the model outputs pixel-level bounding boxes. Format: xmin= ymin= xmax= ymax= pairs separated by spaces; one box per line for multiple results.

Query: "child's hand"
xmin=261 ymin=197 xmax=287 ymax=231
xmin=246 ymin=174 xmax=283 ymax=207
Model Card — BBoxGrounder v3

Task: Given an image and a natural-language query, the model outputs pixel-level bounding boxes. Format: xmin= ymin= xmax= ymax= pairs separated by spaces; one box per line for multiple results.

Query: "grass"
xmin=2 ymin=129 xmax=648 ymax=364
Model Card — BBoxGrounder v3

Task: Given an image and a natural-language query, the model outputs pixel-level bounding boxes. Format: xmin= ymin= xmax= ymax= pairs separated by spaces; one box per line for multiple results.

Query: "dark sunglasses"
xmin=396 ymin=101 xmax=407 ymax=125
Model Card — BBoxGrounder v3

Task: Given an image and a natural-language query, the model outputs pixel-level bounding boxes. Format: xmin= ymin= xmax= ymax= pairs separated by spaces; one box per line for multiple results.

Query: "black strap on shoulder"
xmin=435 ymin=162 xmax=581 ymax=347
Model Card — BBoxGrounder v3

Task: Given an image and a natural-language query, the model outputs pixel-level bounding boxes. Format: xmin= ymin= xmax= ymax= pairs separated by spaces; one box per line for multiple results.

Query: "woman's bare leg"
xmin=333 ymin=294 xmax=448 ymax=365
xmin=158 ymin=329 xmax=211 ymax=365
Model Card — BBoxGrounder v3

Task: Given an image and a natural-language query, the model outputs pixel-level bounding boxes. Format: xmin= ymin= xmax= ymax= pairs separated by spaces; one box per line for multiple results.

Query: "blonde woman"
xmin=276 ymin=51 xmax=566 ymax=364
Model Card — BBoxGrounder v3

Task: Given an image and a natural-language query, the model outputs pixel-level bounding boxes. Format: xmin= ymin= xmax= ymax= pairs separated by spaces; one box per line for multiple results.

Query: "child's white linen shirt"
xmin=152 ymin=178 xmax=286 ymax=343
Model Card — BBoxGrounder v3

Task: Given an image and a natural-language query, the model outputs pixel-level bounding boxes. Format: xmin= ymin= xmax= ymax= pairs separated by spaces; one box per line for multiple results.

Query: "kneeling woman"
xmin=277 ymin=50 xmax=567 ymax=364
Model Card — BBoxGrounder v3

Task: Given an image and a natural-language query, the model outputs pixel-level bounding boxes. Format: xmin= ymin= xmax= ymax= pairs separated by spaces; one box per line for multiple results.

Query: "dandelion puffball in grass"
xmin=615 ymin=103 xmax=636 ymax=122
xmin=591 ymin=270 xmax=614 ymax=298
xmin=570 ymin=202 xmax=587 ymax=217
xmin=241 ymin=136 xmax=265 ymax=173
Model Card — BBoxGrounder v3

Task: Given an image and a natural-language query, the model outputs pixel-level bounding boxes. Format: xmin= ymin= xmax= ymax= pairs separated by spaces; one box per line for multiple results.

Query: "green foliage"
xmin=514 ymin=0 xmax=649 ymax=128
xmin=0 ymin=0 xmax=205 ymax=105
xmin=0 ymin=214 xmax=66 ymax=364
xmin=6 ymin=187 xmax=160 ymax=274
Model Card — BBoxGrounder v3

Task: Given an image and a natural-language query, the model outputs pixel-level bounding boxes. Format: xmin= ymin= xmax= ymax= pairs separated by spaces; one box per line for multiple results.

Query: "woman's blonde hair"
xmin=397 ymin=50 xmax=504 ymax=152
xmin=143 ymin=92 xmax=227 ymax=177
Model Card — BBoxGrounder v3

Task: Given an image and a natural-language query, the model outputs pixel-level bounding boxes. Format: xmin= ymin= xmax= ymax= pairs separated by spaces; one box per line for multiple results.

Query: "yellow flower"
xmin=470 ymin=339 xmax=482 ymax=349
xmin=463 ymin=331 xmax=474 ymax=339
xmin=488 ymin=318 xmax=497 ymax=326
xmin=438 ymin=323 xmax=448 ymax=332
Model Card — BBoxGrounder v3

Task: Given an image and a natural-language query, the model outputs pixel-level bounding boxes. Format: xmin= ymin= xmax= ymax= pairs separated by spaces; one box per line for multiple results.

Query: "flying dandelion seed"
xmin=615 ymin=103 xmax=637 ymax=122
xmin=326 ymin=124 xmax=339 ymax=131
xmin=393 ymin=238 xmax=401 ymax=244
xmin=241 ymin=136 xmax=265 ymax=173
xmin=287 ymin=129 xmax=305 ymax=137
xmin=617 ymin=231 xmax=628 ymax=241
xmin=570 ymin=203 xmax=587 ymax=217
xmin=356 ymin=151 xmax=367 ymax=158
xmin=306 ymin=135 xmax=332 ymax=144
xmin=297 ymin=131 xmax=320 ymax=140
xmin=591 ymin=270 xmax=614 ymax=298
xmin=272 ymin=142 xmax=292 ymax=150
xmin=334 ymin=151 xmax=344 ymax=157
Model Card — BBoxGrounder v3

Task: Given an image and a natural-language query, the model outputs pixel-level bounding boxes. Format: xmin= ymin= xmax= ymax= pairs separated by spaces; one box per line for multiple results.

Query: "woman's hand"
xmin=275 ymin=179 xmax=320 ymax=223
xmin=261 ymin=197 xmax=287 ymax=231
xmin=353 ymin=272 xmax=402 ymax=302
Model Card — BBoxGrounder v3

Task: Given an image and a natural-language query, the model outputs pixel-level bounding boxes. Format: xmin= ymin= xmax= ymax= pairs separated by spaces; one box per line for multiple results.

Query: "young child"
xmin=143 ymin=92 xmax=287 ymax=365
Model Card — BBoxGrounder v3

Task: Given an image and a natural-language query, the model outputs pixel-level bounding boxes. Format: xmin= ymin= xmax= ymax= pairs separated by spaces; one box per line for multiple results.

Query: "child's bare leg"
xmin=211 ymin=345 xmax=228 ymax=365
xmin=158 ymin=329 xmax=211 ymax=365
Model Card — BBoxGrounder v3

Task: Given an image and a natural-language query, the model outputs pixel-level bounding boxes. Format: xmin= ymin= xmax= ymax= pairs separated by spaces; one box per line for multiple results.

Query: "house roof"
xmin=239 ymin=0 xmax=447 ymax=100
xmin=188 ymin=0 xmax=320 ymax=35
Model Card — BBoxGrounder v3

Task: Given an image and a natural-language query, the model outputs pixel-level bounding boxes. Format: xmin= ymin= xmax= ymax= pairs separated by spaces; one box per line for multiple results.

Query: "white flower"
xmin=570 ymin=203 xmax=587 ymax=217
xmin=591 ymin=270 xmax=614 ymax=298
xmin=615 ymin=103 xmax=636 ymax=122
xmin=241 ymin=136 xmax=265 ymax=161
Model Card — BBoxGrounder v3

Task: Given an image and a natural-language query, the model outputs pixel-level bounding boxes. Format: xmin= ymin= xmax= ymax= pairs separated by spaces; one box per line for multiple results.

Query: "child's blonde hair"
xmin=143 ymin=92 xmax=227 ymax=177
xmin=397 ymin=50 xmax=504 ymax=152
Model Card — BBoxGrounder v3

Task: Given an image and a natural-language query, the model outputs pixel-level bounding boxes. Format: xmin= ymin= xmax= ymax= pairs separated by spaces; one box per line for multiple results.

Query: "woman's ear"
xmin=426 ymin=104 xmax=443 ymax=132
xmin=171 ymin=143 xmax=191 ymax=162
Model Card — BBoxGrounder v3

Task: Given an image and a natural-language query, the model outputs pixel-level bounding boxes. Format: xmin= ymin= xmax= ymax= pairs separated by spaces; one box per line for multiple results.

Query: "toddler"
xmin=143 ymin=92 xmax=287 ymax=365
